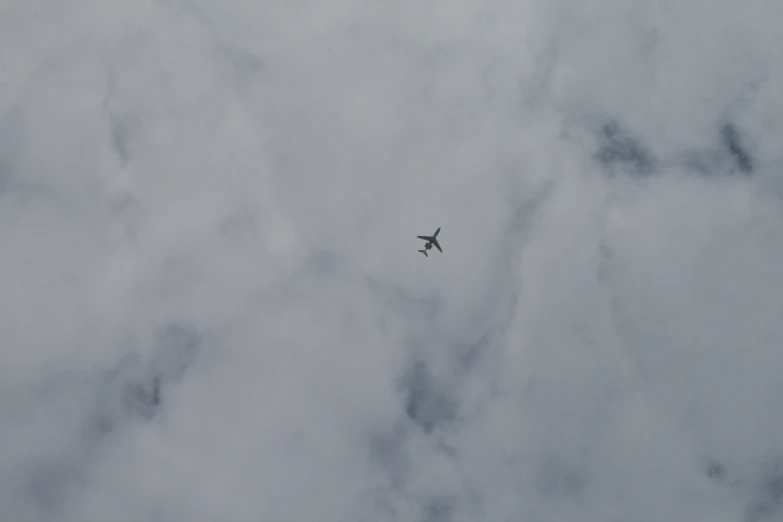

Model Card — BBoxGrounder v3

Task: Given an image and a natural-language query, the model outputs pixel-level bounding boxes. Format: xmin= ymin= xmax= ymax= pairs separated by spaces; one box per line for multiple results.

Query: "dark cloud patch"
xmin=15 ymin=322 xmax=202 ymax=517
xmin=108 ymin=115 xmax=134 ymax=166
xmin=448 ymin=334 xmax=487 ymax=379
xmin=706 ymin=460 xmax=726 ymax=483
xmin=151 ymin=321 xmax=200 ymax=387
xmin=7 ymin=330 xmax=196 ymax=521
xmin=91 ymin=352 xmax=154 ymax=436
xmin=90 ymin=322 xmax=199 ymax=438
xmin=366 ymin=423 xmax=411 ymax=486
xmin=594 ymin=120 xmax=655 ymax=176
xmin=401 ymin=361 xmax=457 ymax=434
xmin=746 ymin=458 xmax=783 ymax=522
xmin=419 ymin=495 xmax=456 ymax=522
xmin=720 ymin=123 xmax=753 ymax=175
xmin=23 ymin=454 xmax=88 ymax=517
xmin=625 ymin=121 xmax=754 ymax=178
xmin=661 ymin=122 xmax=755 ymax=177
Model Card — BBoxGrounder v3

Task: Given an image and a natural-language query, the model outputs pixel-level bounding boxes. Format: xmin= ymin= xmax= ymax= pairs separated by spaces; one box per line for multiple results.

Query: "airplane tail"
xmin=418 ymin=249 xmax=428 ymax=257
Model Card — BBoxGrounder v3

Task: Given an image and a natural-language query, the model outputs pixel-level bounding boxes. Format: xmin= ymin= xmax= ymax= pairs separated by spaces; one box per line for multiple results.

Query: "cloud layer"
xmin=2 ymin=0 xmax=782 ymax=520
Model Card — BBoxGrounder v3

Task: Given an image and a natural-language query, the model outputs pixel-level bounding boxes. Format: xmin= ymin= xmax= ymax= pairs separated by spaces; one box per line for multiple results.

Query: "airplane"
xmin=417 ymin=227 xmax=442 ymax=257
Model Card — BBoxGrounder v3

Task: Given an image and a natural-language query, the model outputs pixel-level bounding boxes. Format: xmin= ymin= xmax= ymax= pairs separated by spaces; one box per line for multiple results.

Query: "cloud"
xmin=1 ymin=0 xmax=782 ymax=520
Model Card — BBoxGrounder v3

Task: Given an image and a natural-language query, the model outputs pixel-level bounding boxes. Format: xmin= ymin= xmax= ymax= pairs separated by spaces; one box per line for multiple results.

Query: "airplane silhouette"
xmin=417 ymin=227 xmax=442 ymax=257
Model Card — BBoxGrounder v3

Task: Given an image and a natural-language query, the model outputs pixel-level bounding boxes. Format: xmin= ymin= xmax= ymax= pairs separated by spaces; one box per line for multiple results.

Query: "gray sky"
xmin=2 ymin=0 xmax=783 ymax=520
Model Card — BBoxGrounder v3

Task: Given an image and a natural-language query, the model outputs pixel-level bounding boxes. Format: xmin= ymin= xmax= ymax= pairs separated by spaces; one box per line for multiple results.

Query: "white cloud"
xmin=1 ymin=0 xmax=782 ymax=520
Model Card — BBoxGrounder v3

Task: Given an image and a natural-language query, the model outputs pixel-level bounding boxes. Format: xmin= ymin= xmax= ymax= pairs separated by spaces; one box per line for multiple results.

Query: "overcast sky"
xmin=1 ymin=0 xmax=783 ymax=520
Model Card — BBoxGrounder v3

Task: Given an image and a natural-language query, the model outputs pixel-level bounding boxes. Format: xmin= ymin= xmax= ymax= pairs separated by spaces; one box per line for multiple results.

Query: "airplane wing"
xmin=417 ymin=227 xmax=442 ymax=252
